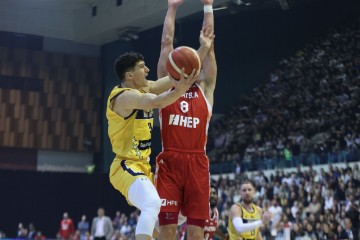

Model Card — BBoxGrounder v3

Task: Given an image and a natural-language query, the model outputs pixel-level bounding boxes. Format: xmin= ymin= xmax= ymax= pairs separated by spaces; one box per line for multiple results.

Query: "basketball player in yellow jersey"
xmin=107 ymin=51 xmax=199 ymax=240
xmin=228 ymin=180 xmax=273 ymax=240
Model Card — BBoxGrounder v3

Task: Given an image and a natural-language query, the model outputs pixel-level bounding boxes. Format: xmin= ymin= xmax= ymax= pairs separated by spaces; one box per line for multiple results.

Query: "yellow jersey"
xmin=106 ymin=86 xmax=153 ymax=162
xmin=228 ymin=203 xmax=261 ymax=240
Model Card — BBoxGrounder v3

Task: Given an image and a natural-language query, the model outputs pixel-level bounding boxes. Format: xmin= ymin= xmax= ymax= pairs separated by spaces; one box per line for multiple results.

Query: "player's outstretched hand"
xmin=261 ymin=211 xmax=273 ymax=225
xmin=201 ymin=0 xmax=213 ymax=5
xmin=169 ymin=0 xmax=184 ymax=8
xmin=199 ymin=26 xmax=215 ymax=49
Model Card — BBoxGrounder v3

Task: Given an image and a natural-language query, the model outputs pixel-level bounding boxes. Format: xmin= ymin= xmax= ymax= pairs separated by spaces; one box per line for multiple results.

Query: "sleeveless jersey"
xmin=106 ymin=86 xmax=153 ymax=162
xmin=159 ymin=83 xmax=212 ymax=151
xmin=228 ymin=203 xmax=261 ymax=240
xmin=204 ymin=208 xmax=219 ymax=240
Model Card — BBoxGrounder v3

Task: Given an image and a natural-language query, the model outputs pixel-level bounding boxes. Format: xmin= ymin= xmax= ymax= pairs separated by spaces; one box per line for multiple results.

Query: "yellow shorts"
xmin=109 ymin=159 xmax=154 ymax=205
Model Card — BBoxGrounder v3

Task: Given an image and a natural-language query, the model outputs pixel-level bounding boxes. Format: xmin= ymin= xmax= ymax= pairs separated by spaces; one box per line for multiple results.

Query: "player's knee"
xmin=160 ymin=225 xmax=177 ymax=236
xmin=142 ymin=194 xmax=161 ymax=218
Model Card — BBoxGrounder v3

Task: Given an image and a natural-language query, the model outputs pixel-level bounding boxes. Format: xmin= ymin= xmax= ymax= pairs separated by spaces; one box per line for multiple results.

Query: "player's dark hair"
xmin=210 ymin=183 xmax=218 ymax=194
xmin=114 ymin=52 xmax=144 ymax=81
xmin=240 ymin=179 xmax=256 ymax=189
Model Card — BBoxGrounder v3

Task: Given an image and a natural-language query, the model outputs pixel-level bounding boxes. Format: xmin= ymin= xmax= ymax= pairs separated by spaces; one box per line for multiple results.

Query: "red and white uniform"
xmin=204 ymin=208 xmax=219 ymax=240
xmin=58 ymin=218 xmax=75 ymax=239
xmin=156 ymin=84 xmax=212 ymax=222
xmin=159 ymin=83 xmax=212 ymax=151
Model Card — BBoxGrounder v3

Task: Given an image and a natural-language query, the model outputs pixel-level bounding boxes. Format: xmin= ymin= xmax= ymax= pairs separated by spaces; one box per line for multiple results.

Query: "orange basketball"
xmin=166 ymin=46 xmax=201 ymax=81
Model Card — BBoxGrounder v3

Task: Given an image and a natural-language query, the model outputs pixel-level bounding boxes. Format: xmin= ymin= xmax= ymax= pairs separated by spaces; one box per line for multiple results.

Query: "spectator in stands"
xmin=91 ymin=207 xmax=114 ymax=240
xmin=304 ymin=196 xmax=322 ymax=215
xmin=58 ymin=212 xmax=75 ymax=240
xmin=344 ymin=219 xmax=354 ymax=239
xmin=28 ymin=223 xmax=37 ymax=239
xmin=17 ymin=222 xmax=28 ymax=238
xmin=268 ymin=200 xmax=283 ymax=231
xmin=112 ymin=211 xmax=122 ymax=230
xmin=34 ymin=231 xmax=46 ymax=240
xmin=207 ymin=17 xmax=360 ymax=174
xmin=0 ymin=230 xmax=5 ymax=239
xmin=77 ymin=215 xmax=89 ymax=240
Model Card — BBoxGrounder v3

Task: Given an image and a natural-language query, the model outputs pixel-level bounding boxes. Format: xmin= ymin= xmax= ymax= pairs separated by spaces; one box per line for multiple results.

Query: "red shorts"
xmin=155 ymin=150 xmax=210 ymax=220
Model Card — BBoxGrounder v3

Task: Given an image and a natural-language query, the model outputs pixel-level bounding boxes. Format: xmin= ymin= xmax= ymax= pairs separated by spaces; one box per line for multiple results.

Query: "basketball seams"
xmin=167 ymin=46 xmax=200 ymax=80
xmin=168 ymin=51 xmax=188 ymax=78
xmin=182 ymin=46 xmax=201 ymax=71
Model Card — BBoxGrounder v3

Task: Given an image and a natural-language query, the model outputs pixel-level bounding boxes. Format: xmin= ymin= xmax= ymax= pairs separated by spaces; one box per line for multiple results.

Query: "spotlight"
xmin=277 ymin=0 xmax=290 ymax=10
xmin=232 ymin=0 xmax=252 ymax=6
xmin=232 ymin=0 xmax=244 ymax=5
xmin=127 ymin=32 xmax=139 ymax=40
xmin=117 ymin=27 xmax=140 ymax=41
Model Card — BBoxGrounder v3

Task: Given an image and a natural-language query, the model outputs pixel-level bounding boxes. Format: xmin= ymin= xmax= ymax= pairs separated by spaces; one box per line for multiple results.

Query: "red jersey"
xmin=160 ymin=84 xmax=212 ymax=151
xmin=59 ymin=218 xmax=75 ymax=239
xmin=204 ymin=208 xmax=219 ymax=240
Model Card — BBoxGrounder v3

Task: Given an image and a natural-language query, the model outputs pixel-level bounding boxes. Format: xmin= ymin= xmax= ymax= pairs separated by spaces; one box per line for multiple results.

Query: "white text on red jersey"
xmin=182 ymin=91 xmax=199 ymax=99
xmin=169 ymin=114 xmax=200 ymax=128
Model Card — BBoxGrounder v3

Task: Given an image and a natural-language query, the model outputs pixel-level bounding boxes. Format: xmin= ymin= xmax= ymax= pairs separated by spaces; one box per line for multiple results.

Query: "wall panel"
xmin=0 ymin=47 xmax=102 ymax=158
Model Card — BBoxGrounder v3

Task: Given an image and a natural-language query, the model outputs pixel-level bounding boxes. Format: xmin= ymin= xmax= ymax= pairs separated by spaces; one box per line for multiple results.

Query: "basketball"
xmin=166 ymin=46 xmax=201 ymax=81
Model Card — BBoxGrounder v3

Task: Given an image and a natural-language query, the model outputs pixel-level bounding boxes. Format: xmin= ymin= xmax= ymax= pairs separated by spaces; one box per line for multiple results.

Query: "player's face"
xmin=131 ymin=61 xmax=149 ymax=87
xmin=240 ymin=183 xmax=254 ymax=204
xmin=210 ymin=187 xmax=218 ymax=208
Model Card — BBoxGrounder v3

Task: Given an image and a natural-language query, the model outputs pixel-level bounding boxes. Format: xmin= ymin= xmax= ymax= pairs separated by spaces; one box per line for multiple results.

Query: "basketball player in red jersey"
xmin=184 ymin=184 xmax=228 ymax=240
xmin=155 ymin=0 xmax=217 ymax=239
xmin=204 ymin=184 xmax=228 ymax=240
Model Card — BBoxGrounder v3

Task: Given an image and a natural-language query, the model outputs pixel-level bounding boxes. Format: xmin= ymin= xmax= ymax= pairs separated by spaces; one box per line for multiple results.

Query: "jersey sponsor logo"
xmin=165 ymin=213 xmax=175 ymax=220
xmin=136 ymin=109 xmax=153 ymax=119
xmin=204 ymin=226 xmax=216 ymax=232
xmin=168 ymin=114 xmax=200 ymax=128
xmin=182 ymin=91 xmax=199 ymax=99
xmin=137 ymin=139 xmax=151 ymax=150
xmin=161 ymin=198 xmax=178 ymax=206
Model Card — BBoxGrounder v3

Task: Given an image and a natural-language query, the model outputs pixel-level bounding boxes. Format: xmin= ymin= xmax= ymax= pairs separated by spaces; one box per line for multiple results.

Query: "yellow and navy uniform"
xmin=228 ymin=203 xmax=261 ymax=240
xmin=107 ymin=86 xmax=154 ymax=203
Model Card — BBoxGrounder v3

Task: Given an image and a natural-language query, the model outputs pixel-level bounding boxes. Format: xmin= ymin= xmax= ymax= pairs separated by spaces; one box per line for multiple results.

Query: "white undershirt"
xmin=95 ymin=217 xmax=105 ymax=237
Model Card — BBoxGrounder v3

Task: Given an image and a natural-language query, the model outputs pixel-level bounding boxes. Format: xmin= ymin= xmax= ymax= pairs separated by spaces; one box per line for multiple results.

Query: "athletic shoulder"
xmin=230 ymin=203 xmax=243 ymax=218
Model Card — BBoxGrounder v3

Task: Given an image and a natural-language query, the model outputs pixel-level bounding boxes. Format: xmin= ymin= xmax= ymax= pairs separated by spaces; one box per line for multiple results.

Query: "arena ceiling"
xmin=0 ymin=0 xmax=325 ymax=46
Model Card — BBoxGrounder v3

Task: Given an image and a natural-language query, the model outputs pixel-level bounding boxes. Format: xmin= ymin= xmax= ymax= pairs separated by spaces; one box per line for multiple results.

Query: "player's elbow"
xmin=161 ymin=35 xmax=173 ymax=47
xmin=232 ymin=217 xmax=247 ymax=233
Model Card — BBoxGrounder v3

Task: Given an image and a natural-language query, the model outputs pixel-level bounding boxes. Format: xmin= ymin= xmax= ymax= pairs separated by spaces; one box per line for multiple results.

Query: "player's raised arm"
xmin=198 ymin=0 xmax=217 ymax=106
xmin=229 ymin=204 xmax=272 ymax=234
xmin=112 ymin=69 xmax=198 ymax=116
xmin=157 ymin=0 xmax=184 ymax=78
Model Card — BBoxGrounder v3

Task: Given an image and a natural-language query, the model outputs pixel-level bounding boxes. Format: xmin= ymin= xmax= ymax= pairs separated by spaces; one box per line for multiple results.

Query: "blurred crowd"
xmin=4 ymin=162 xmax=359 ymax=240
xmin=7 ymin=207 xmax=140 ymax=240
xmin=217 ymin=162 xmax=360 ymax=240
xmin=208 ymin=17 xmax=360 ymax=173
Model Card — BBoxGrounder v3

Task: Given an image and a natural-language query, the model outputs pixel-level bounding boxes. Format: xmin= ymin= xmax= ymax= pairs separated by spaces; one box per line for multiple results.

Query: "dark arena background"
xmin=0 ymin=0 xmax=360 ymax=239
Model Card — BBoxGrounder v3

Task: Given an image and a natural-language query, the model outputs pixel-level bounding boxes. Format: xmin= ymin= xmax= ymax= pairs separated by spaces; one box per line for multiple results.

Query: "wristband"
xmin=204 ymin=5 xmax=213 ymax=13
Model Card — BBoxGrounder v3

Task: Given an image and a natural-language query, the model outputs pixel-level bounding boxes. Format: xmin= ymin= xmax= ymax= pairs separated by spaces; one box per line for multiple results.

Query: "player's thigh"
xmin=155 ymin=153 xmax=184 ymax=213
xmin=109 ymin=160 xmax=152 ymax=203
xmin=183 ymin=155 xmax=210 ymax=219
